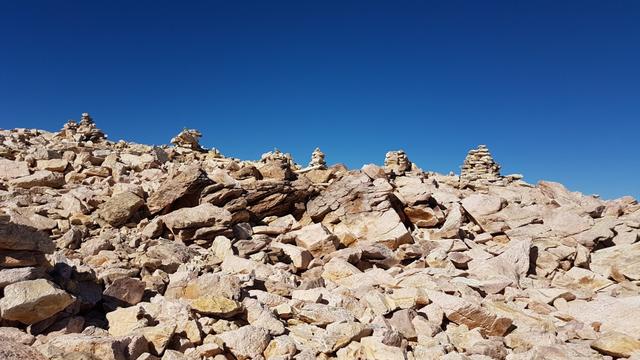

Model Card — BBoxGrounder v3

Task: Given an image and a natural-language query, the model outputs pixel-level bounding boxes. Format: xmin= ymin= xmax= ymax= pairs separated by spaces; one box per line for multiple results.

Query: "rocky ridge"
xmin=0 ymin=114 xmax=639 ymax=359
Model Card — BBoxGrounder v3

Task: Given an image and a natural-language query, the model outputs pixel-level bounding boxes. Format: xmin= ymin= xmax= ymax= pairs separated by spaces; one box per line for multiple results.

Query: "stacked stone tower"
xmin=384 ymin=150 xmax=412 ymax=175
xmin=460 ymin=145 xmax=501 ymax=183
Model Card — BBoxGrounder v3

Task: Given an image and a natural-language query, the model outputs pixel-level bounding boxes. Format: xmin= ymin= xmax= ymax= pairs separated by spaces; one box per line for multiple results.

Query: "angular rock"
xmin=0 ymin=159 xmax=30 ymax=180
xmin=0 ymin=339 xmax=47 ymax=360
xmin=103 ymin=277 xmax=146 ymax=307
xmin=591 ymin=331 xmax=640 ymax=358
xmin=0 ymin=279 xmax=74 ymax=324
xmin=426 ymin=290 xmax=513 ymax=336
xmin=590 ymin=242 xmax=640 ymax=281
xmin=10 ymin=170 xmax=64 ymax=188
xmin=162 ymin=203 xmax=232 ymax=232
xmin=216 ymin=325 xmax=271 ymax=360
xmin=95 ymin=191 xmax=145 ymax=227
xmin=291 ymin=223 xmax=338 ymax=257
xmin=0 ymin=218 xmax=55 ymax=252
xmin=147 ymin=166 xmax=211 ymax=214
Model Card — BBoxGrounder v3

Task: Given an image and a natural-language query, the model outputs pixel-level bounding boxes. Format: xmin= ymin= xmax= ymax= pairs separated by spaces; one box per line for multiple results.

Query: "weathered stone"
xmin=162 ymin=203 xmax=232 ymax=231
xmin=0 ymin=219 xmax=55 ymax=253
xmin=291 ymin=223 xmax=338 ymax=257
xmin=590 ymin=242 xmax=640 ymax=281
xmin=591 ymin=331 xmax=640 ymax=358
xmin=426 ymin=290 xmax=512 ymax=336
xmin=0 ymin=339 xmax=47 ymax=360
xmin=103 ymin=277 xmax=146 ymax=306
xmin=10 ymin=170 xmax=64 ymax=188
xmin=0 ymin=279 xmax=74 ymax=324
xmin=0 ymin=326 xmax=35 ymax=345
xmin=37 ymin=158 xmax=69 ymax=172
xmin=166 ymin=272 xmax=242 ymax=317
xmin=216 ymin=325 xmax=271 ymax=360
xmin=37 ymin=333 xmax=147 ymax=360
xmin=147 ymin=166 xmax=211 ymax=214
xmin=0 ymin=267 xmax=45 ymax=288
xmin=95 ymin=191 xmax=145 ymax=227
xmin=467 ymin=239 xmax=531 ymax=287
xmin=171 ymin=129 xmax=204 ymax=151
xmin=563 ymin=295 xmax=640 ymax=337
xmin=0 ymin=159 xmax=30 ymax=180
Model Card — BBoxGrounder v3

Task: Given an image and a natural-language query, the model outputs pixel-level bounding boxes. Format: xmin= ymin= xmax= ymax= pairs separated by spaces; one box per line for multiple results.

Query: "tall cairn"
xmin=460 ymin=145 xmax=501 ymax=184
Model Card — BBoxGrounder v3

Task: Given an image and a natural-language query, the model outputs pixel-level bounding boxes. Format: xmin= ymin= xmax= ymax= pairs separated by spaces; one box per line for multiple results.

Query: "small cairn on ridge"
xmin=256 ymin=148 xmax=296 ymax=180
xmin=384 ymin=150 xmax=412 ymax=175
xmin=460 ymin=144 xmax=501 ymax=184
xmin=58 ymin=112 xmax=106 ymax=143
xmin=308 ymin=147 xmax=327 ymax=169
xmin=171 ymin=128 xmax=204 ymax=152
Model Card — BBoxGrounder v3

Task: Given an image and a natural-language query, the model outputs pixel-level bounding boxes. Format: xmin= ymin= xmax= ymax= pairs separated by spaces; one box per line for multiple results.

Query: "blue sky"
xmin=1 ymin=1 xmax=638 ymax=199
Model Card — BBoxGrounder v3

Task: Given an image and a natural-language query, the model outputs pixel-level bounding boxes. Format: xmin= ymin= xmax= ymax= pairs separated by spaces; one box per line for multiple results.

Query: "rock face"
xmin=0 ymin=117 xmax=638 ymax=359
xmin=460 ymin=144 xmax=501 ymax=184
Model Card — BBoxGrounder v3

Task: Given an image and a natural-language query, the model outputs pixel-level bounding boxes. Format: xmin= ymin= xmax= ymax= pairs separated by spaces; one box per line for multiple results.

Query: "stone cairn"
xmin=460 ymin=144 xmax=501 ymax=183
xmin=59 ymin=112 xmax=106 ymax=142
xmin=171 ymin=128 xmax=204 ymax=151
xmin=308 ymin=147 xmax=327 ymax=169
xmin=384 ymin=150 xmax=412 ymax=175
xmin=257 ymin=149 xmax=296 ymax=180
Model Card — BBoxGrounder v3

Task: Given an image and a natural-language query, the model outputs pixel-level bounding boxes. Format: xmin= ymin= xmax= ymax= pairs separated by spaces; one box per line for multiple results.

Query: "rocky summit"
xmin=0 ymin=114 xmax=639 ymax=360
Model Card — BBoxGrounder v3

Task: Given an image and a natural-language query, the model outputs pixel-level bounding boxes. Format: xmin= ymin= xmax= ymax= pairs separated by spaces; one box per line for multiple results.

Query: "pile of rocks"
xmin=58 ymin=112 xmax=107 ymax=143
xmin=307 ymin=148 xmax=326 ymax=169
xmin=0 ymin=114 xmax=639 ymax=359
xmin=171 ymin=129 xmax=205 ymax=152
xmin=460 ymin=145 xmax=502 ymax=185
xmin=384 ymin=150 xmax=413 ymax=175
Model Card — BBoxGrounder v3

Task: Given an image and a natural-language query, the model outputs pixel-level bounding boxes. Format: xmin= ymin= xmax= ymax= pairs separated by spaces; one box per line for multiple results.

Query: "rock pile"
xmin=0 ymin=115 xmax=639 ymax=359
xmin=460 ymin=145 xmax=502 ymax=184
xmin=384 ymin=150 xmax=413 ymax=175
xmin=58 ymin=112 xmax=106 ymax=143
xmin=171 ymin=129 xmax=204 ymax=152
xmin=307 ymin=148 xmax=326 ymax=169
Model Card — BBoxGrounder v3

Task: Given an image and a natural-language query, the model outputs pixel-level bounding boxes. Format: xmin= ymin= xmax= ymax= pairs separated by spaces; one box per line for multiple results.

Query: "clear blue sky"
xmin=1 ymin=1 xmax=638 ymax=199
